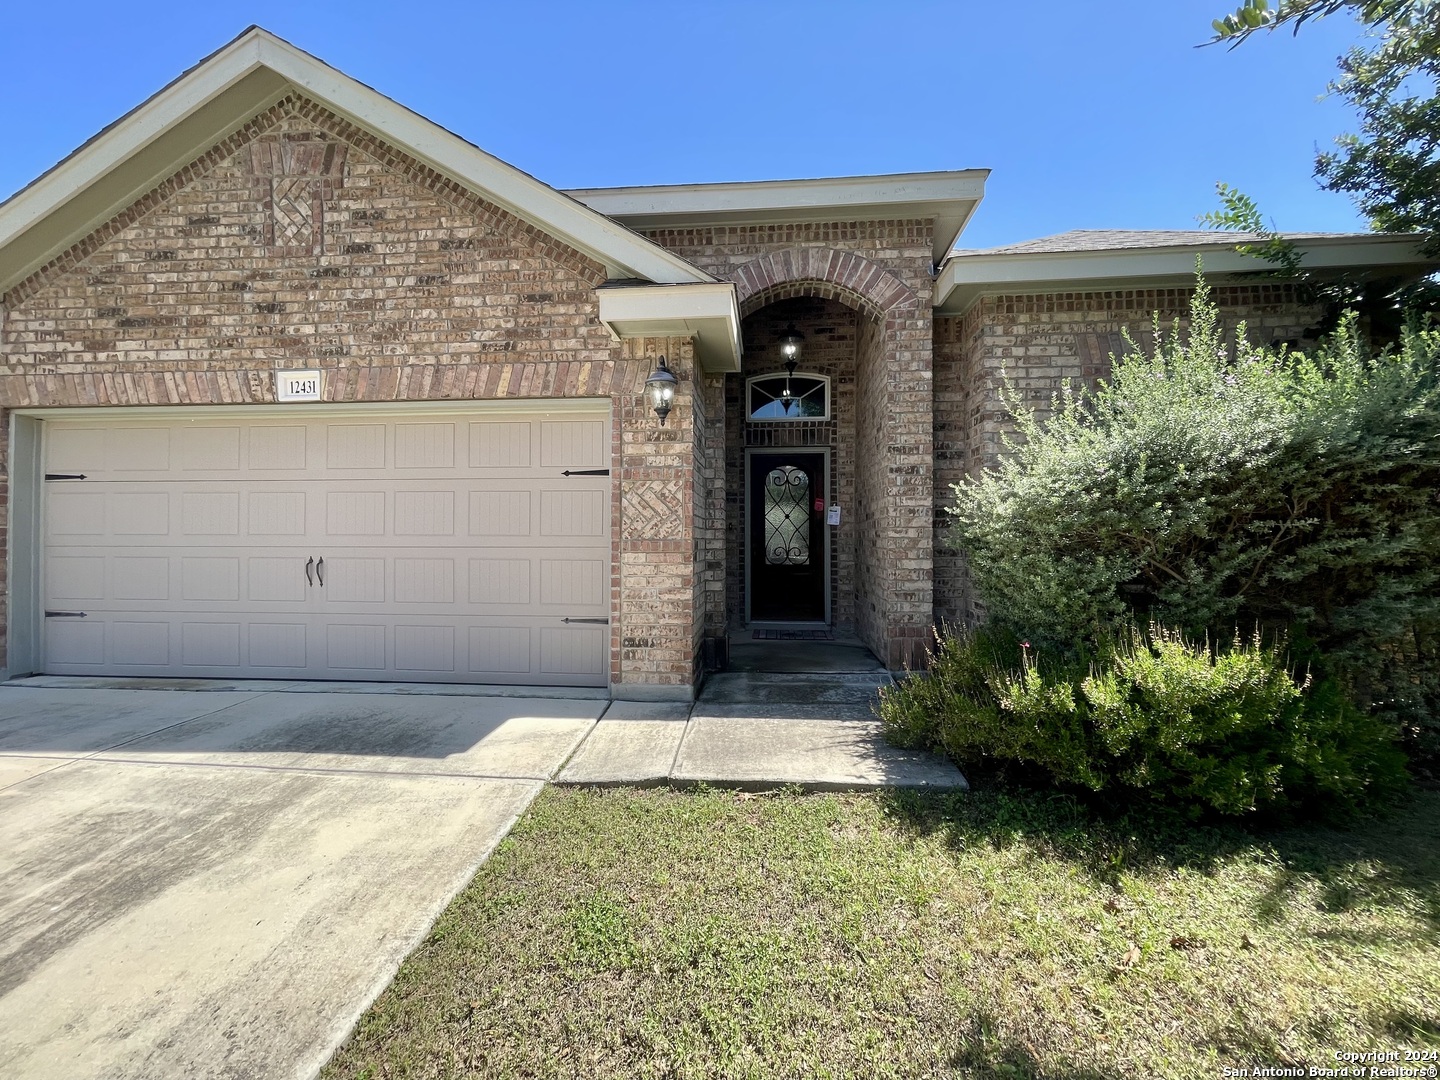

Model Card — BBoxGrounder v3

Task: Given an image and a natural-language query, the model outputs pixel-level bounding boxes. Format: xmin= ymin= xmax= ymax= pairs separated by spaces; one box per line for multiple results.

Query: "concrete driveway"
xmin=0 ymin=681 xmax=604 ymax=1080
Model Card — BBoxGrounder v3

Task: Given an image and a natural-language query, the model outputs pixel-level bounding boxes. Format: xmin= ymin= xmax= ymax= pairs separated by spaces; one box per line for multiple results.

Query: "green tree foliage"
xmin=1209 ymin=0 xmax=1440 ymax=256
xmin=946 ymin=277 xmax=1440 ymax=762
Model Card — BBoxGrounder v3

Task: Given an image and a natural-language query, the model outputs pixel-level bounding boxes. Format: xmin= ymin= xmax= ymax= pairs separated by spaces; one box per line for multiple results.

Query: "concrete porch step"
xmin=696 ymin=671 xmax=893 ymax=707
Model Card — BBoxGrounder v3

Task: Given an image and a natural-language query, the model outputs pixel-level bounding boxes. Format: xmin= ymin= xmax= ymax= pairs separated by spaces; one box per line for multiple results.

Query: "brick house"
xmin=1 ymin=28 xmax=1432 ymax=700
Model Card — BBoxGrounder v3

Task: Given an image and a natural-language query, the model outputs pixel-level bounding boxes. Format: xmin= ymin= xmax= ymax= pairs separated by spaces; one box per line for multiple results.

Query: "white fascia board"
xmin=0 ymin=28 xmax=713 ymax=294
xmin=933 ymin=235 xmax=1439 ymax=314
xmin=567 ymin=171 xmax=989 ymax=264
xmin=597 ymin=282 xmax=741 ymax=373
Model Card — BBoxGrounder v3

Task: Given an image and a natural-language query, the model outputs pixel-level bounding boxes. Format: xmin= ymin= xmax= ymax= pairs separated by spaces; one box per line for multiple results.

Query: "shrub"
xmin=948 ymin=276 xmax=1440 ymax=766
xmin=879 ymin=623 xmax=1408 ymax=819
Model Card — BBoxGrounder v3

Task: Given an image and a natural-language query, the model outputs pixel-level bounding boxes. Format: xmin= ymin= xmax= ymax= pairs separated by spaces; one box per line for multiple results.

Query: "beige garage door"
xmin=40 ymin=408 xmax=612 ymax=686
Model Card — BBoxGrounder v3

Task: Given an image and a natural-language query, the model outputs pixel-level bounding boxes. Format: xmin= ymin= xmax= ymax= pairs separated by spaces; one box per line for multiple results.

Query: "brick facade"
xmin=931 ymin=284 xmax=1326 ymax=627
xmin=0 ymin=75 xmax=1343 ymax=686
xmin=0 ymin=97 xmax=699 ymax=695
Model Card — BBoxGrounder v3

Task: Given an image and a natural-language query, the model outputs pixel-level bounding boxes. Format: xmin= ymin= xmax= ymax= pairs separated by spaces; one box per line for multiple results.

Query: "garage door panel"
xmin=395 ymin=625 xmax=456 ymax=673
xmin=395 ymin=423 xmax=456 ymax=469
xmin=47 ymin=620 xmax=106 ymax=667
xmin=180 ymin=557 xmax=240 ymax=602
xmin=469 ymin=559 xmax=530 ymax=605
xmin=324 ymin=558 xmax=386 ymax=603
xmin=469 ymin=490 xmax=531 ymax=537
xmin=540 ymin=419 xmax=607 ymax=468
xmin=248 ymin=491 xmax=307 ymax=535
xmin=47 ymin=557 xmax=107 ymax=602
xmin=326 ymin=424 xmax=387 ymax=471
xmin=249 ymin=622 xmax=308 ymax=669
xmin=248 ymin=425 xmax=309 ymax=471
xmin=469 ymin=422 xmax=531 ymax=469
xmin=181 ymin=492 xmax=241 ymax=536
xmin=181 ymin=426 xmax=241 ymax=471
xmin=181 ymin=623 xmax=243 ymax=668
xmin=468 ymin=627 xmax=531 ymax=675
xmin=113 ymin=621 xmax=171 ymax=666
xmin=539 ymin=626 xmax=606 ymax=677
xmin=325 ymin=491 xmax=386 ymax=536
xmin=106 ymin=427 xmax=171 ymax=471
xmin=42 ymin=409 xmax=612 ymax=687
xmin=114 ymin=557 xmax=171 ymax=601
xmin=247 ymin=558 xmax=308 ymax=602
xmin=394 ymin=490 xmax=455 ymax=536
xmin=47 ymin=491 xmax=106 ymax=536
xmin=392 ymin=559 xmax=455 ymax=605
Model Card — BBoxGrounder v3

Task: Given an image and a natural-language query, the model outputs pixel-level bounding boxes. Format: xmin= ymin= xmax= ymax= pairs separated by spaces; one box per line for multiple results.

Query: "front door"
xmin=748 ymin=451 xmax=826 ymax=622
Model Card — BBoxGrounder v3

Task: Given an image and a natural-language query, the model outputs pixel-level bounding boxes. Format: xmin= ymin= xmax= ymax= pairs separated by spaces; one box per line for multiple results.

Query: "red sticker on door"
xmin=814 ymin=498 xmax=825 ymax=513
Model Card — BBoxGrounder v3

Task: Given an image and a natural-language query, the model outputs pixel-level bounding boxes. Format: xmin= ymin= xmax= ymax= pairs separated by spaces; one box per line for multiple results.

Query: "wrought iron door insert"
xmin=748 ymin=451 xmax=826 ymax=622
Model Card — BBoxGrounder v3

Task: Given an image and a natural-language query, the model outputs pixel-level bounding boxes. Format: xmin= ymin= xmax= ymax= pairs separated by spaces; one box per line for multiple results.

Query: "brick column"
xmin=612 ymin=338 xmax=701 ymax=700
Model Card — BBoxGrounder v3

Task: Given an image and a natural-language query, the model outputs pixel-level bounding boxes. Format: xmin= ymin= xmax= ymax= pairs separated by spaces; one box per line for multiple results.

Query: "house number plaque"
xmin=276 ymin=369 xmax=323 ymax=402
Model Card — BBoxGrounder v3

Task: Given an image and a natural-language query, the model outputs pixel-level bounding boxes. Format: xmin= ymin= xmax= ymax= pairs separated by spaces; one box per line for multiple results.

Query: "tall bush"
xmin=949 ymin=278 xmax=1440 ymax=761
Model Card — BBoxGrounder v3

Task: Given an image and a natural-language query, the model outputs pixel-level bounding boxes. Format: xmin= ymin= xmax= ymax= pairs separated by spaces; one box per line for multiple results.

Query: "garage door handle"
xmin=316 ymin=557 xmax=324 ymax=587
xmin=561 ymin=617 xmax=609 ymax=624
xmin=305 ymin=556 xmax=314 ymax=587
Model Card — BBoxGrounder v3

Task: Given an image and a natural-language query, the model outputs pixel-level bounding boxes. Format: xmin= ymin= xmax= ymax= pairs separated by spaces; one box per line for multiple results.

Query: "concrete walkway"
xmin=557 ymin=670 xmax=968 ymax=791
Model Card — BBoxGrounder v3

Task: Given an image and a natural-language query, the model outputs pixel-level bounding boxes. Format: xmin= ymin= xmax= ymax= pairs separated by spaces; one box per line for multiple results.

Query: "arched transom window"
xmin=746 ymin=373 xmax=830 ymax=421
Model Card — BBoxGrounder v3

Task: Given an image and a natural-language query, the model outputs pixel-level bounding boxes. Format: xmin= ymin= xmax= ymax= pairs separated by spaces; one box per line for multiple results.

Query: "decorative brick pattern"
xmin=622 ymin=479 xmax=687 ymax=541
xmin=0 ymin=97 xmax=697 ymax=695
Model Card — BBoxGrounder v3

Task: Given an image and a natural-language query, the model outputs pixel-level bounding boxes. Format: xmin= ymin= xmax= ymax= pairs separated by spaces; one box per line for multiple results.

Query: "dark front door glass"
xmin=749 ymin=452 xmax=825 ymax=621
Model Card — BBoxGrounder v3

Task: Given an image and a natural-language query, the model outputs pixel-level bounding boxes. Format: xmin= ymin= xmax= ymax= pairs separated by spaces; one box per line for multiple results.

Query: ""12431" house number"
xmin=276 ymin=369 xmax=323 ymax=402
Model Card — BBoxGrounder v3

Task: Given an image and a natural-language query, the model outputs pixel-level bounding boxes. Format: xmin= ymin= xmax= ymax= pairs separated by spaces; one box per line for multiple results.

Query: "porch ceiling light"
xmin=644 ymin=355 xmax=679 ymax=425
xmin=778 ymin=324 xmax=804 ymax=413
xmin=778 ymin=323 xmax=804 ymax=375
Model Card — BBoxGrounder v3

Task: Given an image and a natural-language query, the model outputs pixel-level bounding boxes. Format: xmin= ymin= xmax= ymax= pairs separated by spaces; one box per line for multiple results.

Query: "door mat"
xmin=752 ymin=629 xmax=834 ymax=641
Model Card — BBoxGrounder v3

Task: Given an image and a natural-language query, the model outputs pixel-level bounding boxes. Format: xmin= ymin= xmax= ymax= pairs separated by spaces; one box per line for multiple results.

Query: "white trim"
xmin=934 ymin=234 xmax=1440 ymax=314
xmin=596 ymin=282 xmax=741 ymax=373
xmin=4 ymin=416 xmax=43 ymax=680
xmin=0 ymin=28 xmax=714 ymax=293
xmin=567 ymin=171 xmax=989 ymax=264
xmin=744 ymin=372 xmax=831 ymax=422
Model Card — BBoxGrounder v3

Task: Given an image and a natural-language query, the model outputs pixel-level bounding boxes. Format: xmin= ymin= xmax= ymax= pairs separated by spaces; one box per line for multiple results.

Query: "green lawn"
xmin=324 ymin=784 xmax=1440 ymax=1079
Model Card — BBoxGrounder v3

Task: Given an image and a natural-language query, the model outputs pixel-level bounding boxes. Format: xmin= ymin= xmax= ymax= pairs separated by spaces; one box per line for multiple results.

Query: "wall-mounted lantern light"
xmin=644 ymin=355 xmax=678 ymax=425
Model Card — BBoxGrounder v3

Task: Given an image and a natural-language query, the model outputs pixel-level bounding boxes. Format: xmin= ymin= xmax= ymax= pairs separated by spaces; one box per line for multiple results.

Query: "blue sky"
xmin=0 ymin=0 xmax=1374 ymax=250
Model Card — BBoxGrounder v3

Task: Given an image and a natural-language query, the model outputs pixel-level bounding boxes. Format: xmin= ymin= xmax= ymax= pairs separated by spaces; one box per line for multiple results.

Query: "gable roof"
xmin=0 ymin=26 xmax=714 ymax=295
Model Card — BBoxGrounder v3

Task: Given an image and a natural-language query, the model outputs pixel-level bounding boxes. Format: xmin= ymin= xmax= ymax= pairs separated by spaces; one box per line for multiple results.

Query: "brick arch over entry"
xmin=733 ymin=248 xmax=919 ymax=321
xmin=727 ymin=245 xmax=932 ymax=671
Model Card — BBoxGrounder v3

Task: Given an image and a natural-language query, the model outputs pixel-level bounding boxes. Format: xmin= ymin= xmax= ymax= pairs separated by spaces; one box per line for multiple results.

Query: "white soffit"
xmin=567 ymin=171 xmax=990 ymax=265
xmin=597 ymin=282 xmax=741 ymax=373
xmin=0 ymin=27 xmax=713 ymax=294
xmin=933 ymin=234 xmax=1440 ymax=314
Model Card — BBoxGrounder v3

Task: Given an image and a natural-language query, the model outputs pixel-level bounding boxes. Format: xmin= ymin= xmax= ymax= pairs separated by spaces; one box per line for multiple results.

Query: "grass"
xmin=323 ymin=784 xmax=1440 ymax=1079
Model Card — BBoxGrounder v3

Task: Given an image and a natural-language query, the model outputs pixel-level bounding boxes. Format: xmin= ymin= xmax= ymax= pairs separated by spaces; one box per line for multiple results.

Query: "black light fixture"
xmin=777 ymin=324 xmax=804 ymax=413
xmin=644 ymin=355 xmax=678 ymax=424
xmin=778 ymin=324 xmax=804 ymax=376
